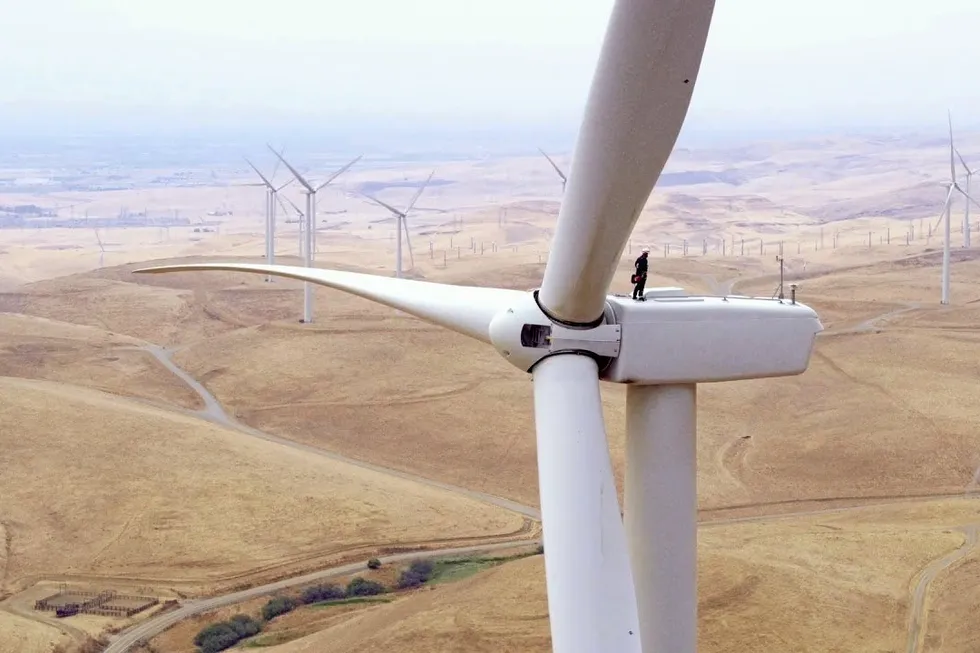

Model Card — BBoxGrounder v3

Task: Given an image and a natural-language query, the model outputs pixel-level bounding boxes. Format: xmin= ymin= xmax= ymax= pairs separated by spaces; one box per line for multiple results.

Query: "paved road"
xmin=103 ymin=540 xmax=538 ymax=653
xmin=905 ymin=525 xmax=980 ymax=653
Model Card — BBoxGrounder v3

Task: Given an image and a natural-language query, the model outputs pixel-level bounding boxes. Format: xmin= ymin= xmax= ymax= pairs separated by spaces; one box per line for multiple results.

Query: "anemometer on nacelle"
xmin=488 ymin=287 xmax=823 ymax=384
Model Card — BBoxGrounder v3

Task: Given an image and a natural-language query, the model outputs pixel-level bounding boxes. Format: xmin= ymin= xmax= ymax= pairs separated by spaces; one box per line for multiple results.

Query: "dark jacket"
xmin=634 ymin=254 xmax=649 ymax=276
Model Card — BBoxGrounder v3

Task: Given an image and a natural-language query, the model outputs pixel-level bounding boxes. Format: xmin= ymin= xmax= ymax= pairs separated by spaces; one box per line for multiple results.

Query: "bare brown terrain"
xmin=204 ymin=499 xmax=975 ymax=653
xmin=4 ymin=134 xmax=980 ymax=652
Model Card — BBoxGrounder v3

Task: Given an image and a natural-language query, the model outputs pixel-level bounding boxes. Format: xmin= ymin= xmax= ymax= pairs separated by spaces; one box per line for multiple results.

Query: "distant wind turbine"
xmin=933 ymin=111 xmax=980 ymax=304
xmin=278 ymin=194 xmax=306 ymax=250
xmin=94 ymin=229 xmax=105 ymax=268
xmin=243 ymin=155 xmax=293 ymax=282
xmin=359 ymin=170 xmax=435 ymax=278
xmin=953 ymin=147 xmax=978 ymax=249
xmin=269 ymin=147 xmax=362 ymax=323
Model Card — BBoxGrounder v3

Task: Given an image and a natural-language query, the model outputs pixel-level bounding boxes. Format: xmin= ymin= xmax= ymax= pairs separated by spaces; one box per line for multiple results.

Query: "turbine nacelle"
xmin=602 ymin=292 xmax=821 ymax=384
xmin=486 ymin=288 xmax=823 ymax=383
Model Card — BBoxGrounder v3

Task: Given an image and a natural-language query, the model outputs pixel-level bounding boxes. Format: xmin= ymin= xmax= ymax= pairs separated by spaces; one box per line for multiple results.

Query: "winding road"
xmin=138 ymin=345 xmax=540 ymax=520
xmin=905 ymin=525 xmax=980 ymax=653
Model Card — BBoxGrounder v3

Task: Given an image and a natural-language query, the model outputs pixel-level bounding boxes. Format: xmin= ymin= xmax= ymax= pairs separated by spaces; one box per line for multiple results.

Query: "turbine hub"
xmin=487 ymin=291 xmax=622 ymax=373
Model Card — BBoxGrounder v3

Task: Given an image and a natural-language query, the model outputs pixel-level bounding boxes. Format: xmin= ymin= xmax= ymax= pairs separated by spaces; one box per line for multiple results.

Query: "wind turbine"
xmin=244 ymin=156 xmax=293 ymax=282
xmin=539 ymin=148 xmax=568 ymax=193
xmin=359 ymin=171 xmax=434 ymax=278
xmin=954 ymin=149 xmax=978 ymax=249
xmin=933 ymin=111 xmax=980 ymax=305
xmin=268 ymin=149 xmax=362 ymax=323
xmin=135 ymin=1 xmax=823 ymax=651
xmin=94 ymin=229 xmax=105 ymax=268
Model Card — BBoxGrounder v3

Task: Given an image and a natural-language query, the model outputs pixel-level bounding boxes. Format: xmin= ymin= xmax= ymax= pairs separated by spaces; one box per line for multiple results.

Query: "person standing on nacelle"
xmin=632 ymin=247 xmax=650 ymax=301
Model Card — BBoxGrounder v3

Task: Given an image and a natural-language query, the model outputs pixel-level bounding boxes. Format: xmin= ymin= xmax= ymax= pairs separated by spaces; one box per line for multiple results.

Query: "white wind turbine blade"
xmin=244 ymin=157 xmax=274 ymax=189
xmin=268 ymin=146 xmax=286 ymax=183
xmin=268 ymin=145 xmax=314 ymax=193
xmin=281 ymin=195 xmax=304 ymax=219
xmin=538 ymin=148 xmax=568 ymax=186
xmin=404 ymin=217 xmax=416 ymax=270
xmin=359 ymin=193 xmax=405 ymax=218
xmin=533 ymin=355 xmax=641 ymax=652
xmin=954 ymin=146 xmax=971 ymax=173
xmin=954 ymin=184 xmax=980 ymax=212
xmin=403 ymin=170 xmax=435 ymax=217
xmin=272 ymin=193 xmax=293 ymax=226
xmin=537 ymin=0 xmax=715 ymax=325
xmin=400 ymin=171 xmax=434 ymax=271
xmin=315 ymin=155 xmax=363 ymax=192
xmin=94 ymin=228 xmax=105 ymax=251
xmin=134 ymin=263 xmax=523 ymax=344
xmin=933 ymin=185 xmax=955 ymax=232
xmin=948 ymin=111 xmax=957 ymax=183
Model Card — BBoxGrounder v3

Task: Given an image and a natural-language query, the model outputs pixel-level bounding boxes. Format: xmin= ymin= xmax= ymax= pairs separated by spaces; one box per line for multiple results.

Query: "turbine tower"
xmin=278 ymin=194 xmax=307 ymax=254
xmin=244 ymin=156 xmax=293 ymax=282
xmin=269 ymin=149 xmax=361 ymax=323
xmin=136 ymin=1 xmax=823 ymax=651
xmin=934 ymin=112 xmax=980 ymax=305
xmin=359 ymin=170 xmax=435 ymax=278
xmin=954 ymin=149 xmax=977 ymax=249
xmin=539 ymin=148 xmax=568 ymax=193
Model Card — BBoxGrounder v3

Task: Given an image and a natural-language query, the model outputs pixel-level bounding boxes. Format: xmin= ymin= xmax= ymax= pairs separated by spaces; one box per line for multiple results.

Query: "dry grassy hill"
xmin=0 ymin=376 xmax=525 ymax=652
xmin=0 ymin=313 xmax=199 ymax=409
xmin=4 ymin=134 xmax=980 ymax=652
xmin=209 ymin=498 xmax=977 ymax=653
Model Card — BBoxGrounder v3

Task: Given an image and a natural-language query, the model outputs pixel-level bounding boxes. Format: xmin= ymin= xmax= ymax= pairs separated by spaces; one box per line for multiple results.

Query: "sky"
xmin=2 ymin=0 xmax=979 ymax=143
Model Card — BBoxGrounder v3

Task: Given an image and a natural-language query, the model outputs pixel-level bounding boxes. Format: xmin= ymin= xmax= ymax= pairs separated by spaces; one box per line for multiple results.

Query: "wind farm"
xmin=4 ymin=1 xmax=980 ymax=653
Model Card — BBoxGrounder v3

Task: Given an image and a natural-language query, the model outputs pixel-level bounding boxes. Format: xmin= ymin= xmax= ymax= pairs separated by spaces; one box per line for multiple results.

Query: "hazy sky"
xmin=2 ymin=0 xmax=980 ymax=137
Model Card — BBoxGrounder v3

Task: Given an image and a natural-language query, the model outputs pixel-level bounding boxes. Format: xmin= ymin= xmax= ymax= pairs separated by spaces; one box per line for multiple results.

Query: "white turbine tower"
xmin=94 ymin=228 xmax=105 ymax=268
xmin=359 ymin=171 xmax=434 ymax=278
xmin=244 ymin=157 xmax=293 ymax=282
xmin=539 ymin=148 xmax=568 ymax=193
xmin=954 ymin=149 xmax=978 ymax=249
xmin=934 ymin=112 xmax=980 ymax=305
xmin=269 ymin=149 xmax=361 ymax=323
xmin=136 ymin=2 xmax=823 ymax=651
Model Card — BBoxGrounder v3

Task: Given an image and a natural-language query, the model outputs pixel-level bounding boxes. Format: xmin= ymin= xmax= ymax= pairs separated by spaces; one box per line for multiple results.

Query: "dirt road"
xmin=905 ymin=525 xmax=980 ymax=653
xmin=103 ymin=540 xmax=538 ymax=653
xmin=139 ymin=345 xmax=541 ymax=521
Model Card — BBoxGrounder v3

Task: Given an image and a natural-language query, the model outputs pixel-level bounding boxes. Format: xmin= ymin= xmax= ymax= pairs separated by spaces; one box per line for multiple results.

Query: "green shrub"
xmin=367 ymin=557 xmax=382 ymax=570
xmin=346 ymin=577 xmax=386 ymax=597
xmin=396 ymin=558 xmax=436 ymax=589
xmin=261 ymin=596 xmax=298 ymax=621
xmin=301 ymin=583 xmax=346 ymax=604
xmin=193 ymin=614 xmax=262 ymax=653
xmin=227 ymin=614 xmax=261 ymax=638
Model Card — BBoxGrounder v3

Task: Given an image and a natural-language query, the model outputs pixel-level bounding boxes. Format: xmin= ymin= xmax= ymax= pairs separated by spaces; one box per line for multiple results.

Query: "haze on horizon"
xmin=2 ymin=0 xmax=979 ymax=146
